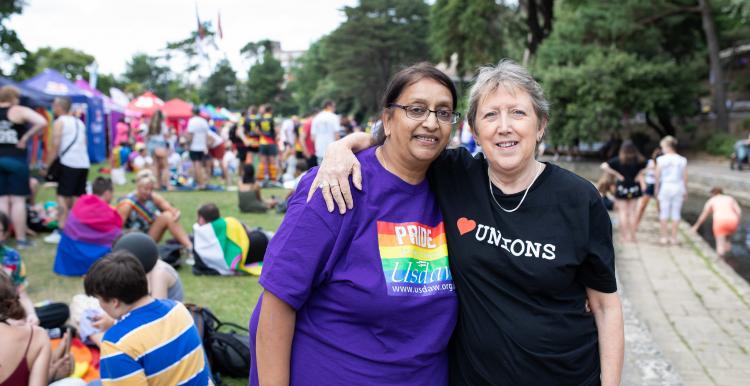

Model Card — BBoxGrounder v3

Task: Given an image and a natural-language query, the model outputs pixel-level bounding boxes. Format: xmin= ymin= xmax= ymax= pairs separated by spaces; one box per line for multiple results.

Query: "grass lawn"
xmin=18 ymin=168 xmax=288 ymax=385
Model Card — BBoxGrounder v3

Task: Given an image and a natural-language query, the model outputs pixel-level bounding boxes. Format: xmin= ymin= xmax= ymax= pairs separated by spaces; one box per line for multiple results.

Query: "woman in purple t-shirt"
xmin=250 ymin=64 xmax=461 ymax=385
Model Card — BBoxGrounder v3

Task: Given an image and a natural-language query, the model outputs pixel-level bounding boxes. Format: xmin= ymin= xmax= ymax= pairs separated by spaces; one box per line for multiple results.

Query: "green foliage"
xmin=122 ymin=53 xmax=174 ymax=98
xmin=704 ymin=132 xmax=737 ymax=156
xmin=534 ymin=0 xmax=706 ymax=143
xmin=0 ymin=0 xmax=27 ymax=77
xmin=430 ymin=0 xmax=524 ymax=79
xmin=200 ymin=59 xmax=239 ymax=108
xmin=244 ymin=50 xmax=284 ymax=108
xmin=320 ymin=0 xmax=432 ymax=118
xmin=95 ymin=73 xmax=125 ymax=94
xmin=15 ymin=46 xmax=95 ymax=80
xmin=287 ymin=39 xmax=329 ymax=114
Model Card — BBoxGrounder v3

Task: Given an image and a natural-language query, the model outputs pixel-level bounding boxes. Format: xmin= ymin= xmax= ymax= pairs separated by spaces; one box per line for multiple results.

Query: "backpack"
xmin=185 ymin=304 xmax=251 ymax=380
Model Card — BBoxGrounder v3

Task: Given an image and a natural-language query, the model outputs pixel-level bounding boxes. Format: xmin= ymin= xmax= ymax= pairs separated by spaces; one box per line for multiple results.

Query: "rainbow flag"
xmin=54 ymin=195 xmax=123 ymax=276
xmin=193 ymin=217 xmax=251 ymax=275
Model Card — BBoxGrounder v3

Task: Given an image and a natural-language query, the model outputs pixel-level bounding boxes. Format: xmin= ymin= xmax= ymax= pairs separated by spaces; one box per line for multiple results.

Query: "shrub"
xmin=704 ymin=133 xmax=737 ymax=157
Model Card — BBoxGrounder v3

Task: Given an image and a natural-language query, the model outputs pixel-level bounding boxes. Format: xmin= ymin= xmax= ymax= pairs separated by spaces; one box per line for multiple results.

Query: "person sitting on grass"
xmin=54 ymin=177 xmax=123 ymax=276
xmin=117 ymin=170 xmax=192 ymax=250
xmin=0 ymin=270 xmax=49 ymax=386
xmin=113 ymin=231 xmax=183 ymax=302
xmin=0 ymin=211 xmax=38 ymax=325
xmin=691 ymin=187 xmax=742 ymax=258
xmin=238 ymin=164 xmax=277 ymax=213
xmin=84 ymin=251 xmax=212 ymax=385
xmin=192 ymin=203 xmax=270 ymax=276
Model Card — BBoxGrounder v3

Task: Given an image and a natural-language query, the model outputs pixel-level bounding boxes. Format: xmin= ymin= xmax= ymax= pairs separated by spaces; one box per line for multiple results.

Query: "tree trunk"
xmin=699 ymin=0 xmax=730 ymax=132
xmin=521 ymin=0 xmax=555 ymax=65
xmin=645 ymin=112 xmax=667 ymax=138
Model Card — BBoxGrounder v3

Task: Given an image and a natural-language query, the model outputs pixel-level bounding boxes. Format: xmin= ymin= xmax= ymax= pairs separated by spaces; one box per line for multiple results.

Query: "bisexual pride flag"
xmin=54 ymin=195 xmax=122 ymax=276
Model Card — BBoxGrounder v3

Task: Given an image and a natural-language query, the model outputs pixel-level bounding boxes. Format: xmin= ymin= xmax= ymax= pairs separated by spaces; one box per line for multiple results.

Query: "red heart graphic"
xmin=457 ymin=217 xmax=476 ymax=236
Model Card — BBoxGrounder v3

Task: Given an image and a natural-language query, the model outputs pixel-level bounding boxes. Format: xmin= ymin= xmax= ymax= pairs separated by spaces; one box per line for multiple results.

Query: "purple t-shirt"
xmin=248 ymin=147 xmax=457 ymax=385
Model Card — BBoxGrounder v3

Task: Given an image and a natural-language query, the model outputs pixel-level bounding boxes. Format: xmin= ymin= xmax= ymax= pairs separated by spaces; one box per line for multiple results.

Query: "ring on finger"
xmin=319 ymin=181 xmax=329 ymax=188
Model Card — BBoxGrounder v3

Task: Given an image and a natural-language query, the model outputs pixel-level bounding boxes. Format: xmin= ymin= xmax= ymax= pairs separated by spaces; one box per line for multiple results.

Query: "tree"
xmin=322 ymin=0 xmax=432 ymax=118
xmin=287 ymin=39 xmax=330 ymax=114
xmin=96 ymin=73 xmax=125 ymax=94
xmin=520 ymin=0 xmax=555 ymax=64
xmin=430 ymin=0 xmax=524 ymax=83
xmin=200 ymin=59 xmax=239 ymax=108
xmin=534 ymin=0 xmax=707 ymax=143
xmin=16 ymin=47 xmax=95 ymax=80
xmin=699 ymin=0 xmax=728 ymax=132
xmin=0 ymin=0 xmax=27 ymax=77
xmin=122 ymin=53 xmax=171 ymax=97
xmin=244 ymin=48 xmax=284 ymax=107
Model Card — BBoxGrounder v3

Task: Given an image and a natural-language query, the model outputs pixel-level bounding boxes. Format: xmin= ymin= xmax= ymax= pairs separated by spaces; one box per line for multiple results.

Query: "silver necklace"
xmin=487 ymin=162 xmax=543 ymax=213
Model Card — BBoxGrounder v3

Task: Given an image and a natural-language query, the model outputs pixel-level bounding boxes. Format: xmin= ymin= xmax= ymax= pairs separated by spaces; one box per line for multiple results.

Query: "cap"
xmin=112 ymin=232 xmax=159 ymax=273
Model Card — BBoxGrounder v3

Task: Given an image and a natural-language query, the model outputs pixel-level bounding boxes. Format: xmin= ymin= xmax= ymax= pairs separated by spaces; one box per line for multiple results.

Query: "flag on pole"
xmin=196 ymin=3 xmax=205 ymax=40
xmin=217 ymin=11 xmax=223 ymax=39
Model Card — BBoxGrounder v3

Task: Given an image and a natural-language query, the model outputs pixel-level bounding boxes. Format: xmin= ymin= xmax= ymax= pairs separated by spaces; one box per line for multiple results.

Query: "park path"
xmin=618 ymin=206 xmax=750 ymax=385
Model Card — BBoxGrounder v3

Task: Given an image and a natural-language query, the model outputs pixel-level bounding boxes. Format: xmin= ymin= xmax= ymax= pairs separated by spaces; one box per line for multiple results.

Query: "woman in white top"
xmin=636 ymin=147 xmax=662 ymax=225
xmin=45 ymin=97 xmax=89 ymax=240
xmin=654 ymin=135 xmax=688 ymax=245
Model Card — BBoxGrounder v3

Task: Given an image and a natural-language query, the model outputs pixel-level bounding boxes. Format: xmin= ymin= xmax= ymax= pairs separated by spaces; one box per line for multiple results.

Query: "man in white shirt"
xmin=185 ymin=107 xmax=209 ymax=189
xmin=311 ymin=100 xmax=340 ymax=163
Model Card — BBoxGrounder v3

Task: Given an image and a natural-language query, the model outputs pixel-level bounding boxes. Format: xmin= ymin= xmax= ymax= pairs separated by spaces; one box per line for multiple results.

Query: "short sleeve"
xmin=577 ymin=196 xmax=617 ymax=293
xmin=100 ymin=341 xmax=147 ymax=385
xmin=606 ymin=157 xmax=621 ymax=173
xmin=259 ymin=173 xmax=338 ymax=310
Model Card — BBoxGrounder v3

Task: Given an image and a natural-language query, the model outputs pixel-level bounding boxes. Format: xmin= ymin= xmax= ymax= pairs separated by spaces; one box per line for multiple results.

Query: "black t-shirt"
xmin=427 ymin=148 xmax=616 ymax=386
xmin=606 ymin=157 xmax=647 ymax=187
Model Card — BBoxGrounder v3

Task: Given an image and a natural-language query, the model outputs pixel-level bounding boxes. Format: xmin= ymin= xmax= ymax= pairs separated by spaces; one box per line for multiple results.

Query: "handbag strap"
xmin=60 ymin=119 xmax=81 ymax=158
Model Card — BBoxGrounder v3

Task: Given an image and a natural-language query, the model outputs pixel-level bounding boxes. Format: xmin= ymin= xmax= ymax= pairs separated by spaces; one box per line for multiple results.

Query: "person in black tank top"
xmin=0 ymin=86 xmax=48 ymax=248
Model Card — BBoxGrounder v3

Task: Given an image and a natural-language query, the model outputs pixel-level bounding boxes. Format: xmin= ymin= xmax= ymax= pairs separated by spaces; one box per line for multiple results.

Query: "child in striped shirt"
xmin=84 ymin=250 xmax=212 ymax=385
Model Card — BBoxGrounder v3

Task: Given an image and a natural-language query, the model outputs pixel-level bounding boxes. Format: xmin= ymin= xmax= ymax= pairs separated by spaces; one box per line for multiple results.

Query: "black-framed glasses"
xmin=388 ymin=103 xmax=460 ymax=124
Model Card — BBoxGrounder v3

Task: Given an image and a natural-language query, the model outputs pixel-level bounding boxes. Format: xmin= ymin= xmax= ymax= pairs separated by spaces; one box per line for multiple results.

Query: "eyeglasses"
xmin=388 ymin=103 xmax=460 ymax=124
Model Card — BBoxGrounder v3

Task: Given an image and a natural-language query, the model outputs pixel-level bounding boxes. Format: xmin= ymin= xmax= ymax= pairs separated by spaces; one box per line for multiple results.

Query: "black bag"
xmin=157 ymin=241 xmax=182 ymax=268
xmin=186 ymin=304 xmax=251 ymax=379
xmin=46 ymin=120 xmax=81 ymax=183
xmin=34 ymin=302 xmax=70 ymax=329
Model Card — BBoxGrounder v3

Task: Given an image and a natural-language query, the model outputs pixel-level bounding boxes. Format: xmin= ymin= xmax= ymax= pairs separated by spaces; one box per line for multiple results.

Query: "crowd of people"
xmin=0 ymin=54 xmax=746 ymax=386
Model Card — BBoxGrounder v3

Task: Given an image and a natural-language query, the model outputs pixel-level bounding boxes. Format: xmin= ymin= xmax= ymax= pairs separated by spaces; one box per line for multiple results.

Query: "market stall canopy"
xmin=126 ymin=91 xmax=164 ymax=116
xmin=163 ymin=98 xmax=193 ymax=118
xmin=0 ymin=77 xmax=55 ymax=108
xmin=75 ymin=79 xmax=124 ymax=113
xmin=22 ymin=69 xmax=89 ymax=97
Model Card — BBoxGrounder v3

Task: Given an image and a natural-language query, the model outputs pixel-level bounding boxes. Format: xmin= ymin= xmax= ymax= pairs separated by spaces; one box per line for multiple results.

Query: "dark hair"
xmin=322 ymin=100 xmax=335 ymax=109
xmin=710 ymin=186 xmax=724 ymax=195
xmin=248 ymin=105 xmax=258 ymax=115
xmin=376 ymin=63 xmax=457 ymax=144
xmin=263 ymin=104 xmax=273 ymax=113
xmin=92 ymin=177 xmax=113 ymax=196
xmin=0 ymin=211 xmax=8 ymax=235
xmin=84 ymin=250 xmax=149 ymax=304
xmin=243 ymin=164 xmax=256 ymax=183
xmin=618 ymin=140 xmax=645 ymax=165
xmin=54 ymin=96 xmax=72 ymax=113
xmin=192 ymin=106 xmax=201 ymax=115
xmin=198 ymin=203 xmax=220 ymax=223
xmin=0 ymin=270 xmax=26 ymax=322
xmin=112 ymin=231 xmax=158 ymax=273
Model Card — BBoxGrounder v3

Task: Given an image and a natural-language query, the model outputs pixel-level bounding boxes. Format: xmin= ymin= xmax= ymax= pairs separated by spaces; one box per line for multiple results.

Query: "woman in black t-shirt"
xmin=600 ymin=141 xmax=647 ymax=243
xmin=311 ymin=60 xmax=624 ymax=385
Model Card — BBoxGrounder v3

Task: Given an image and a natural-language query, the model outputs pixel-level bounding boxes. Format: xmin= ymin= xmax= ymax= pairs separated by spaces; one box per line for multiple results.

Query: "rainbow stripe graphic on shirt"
xmin=377 ymin=221 xmax=454 ymax=297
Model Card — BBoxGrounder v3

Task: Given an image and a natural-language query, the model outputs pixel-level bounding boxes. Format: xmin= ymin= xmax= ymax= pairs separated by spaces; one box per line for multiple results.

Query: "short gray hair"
xmin=466 ymin=59 xmax=549 ymax=133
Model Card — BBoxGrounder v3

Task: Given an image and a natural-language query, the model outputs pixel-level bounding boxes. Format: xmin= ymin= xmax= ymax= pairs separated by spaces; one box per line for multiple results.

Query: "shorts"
xmin=248 ymin=145 xmax=259 ymax=154
xmin=259 ymin=144 xmax=278 ymax=156
xmin=644 ymin=183 xmax=655 ymax=197
xmin=189 ymin=151 xmax=207 ymax=161
xmin=209 ymin=145 xmax=226 ymax=160
xmin=57 ymin=165 xmax=88 ymax=197
xmin=237 ymin=146 xmax=249 ymax=164
xmin=713 ymin=217 xmax=739 ymax=237
xmin=0 ymin=155 xmax=31 ymax=196
xmin=615 ymin=183 xmax=642 ymax=200
xmin=307 ymin=156 xmax=318 ymax=169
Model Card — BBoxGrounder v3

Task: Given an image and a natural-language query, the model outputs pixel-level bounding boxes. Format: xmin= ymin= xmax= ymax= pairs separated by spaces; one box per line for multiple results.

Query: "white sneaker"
xmin=44 ymin=230 xmax=61 ymax=244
